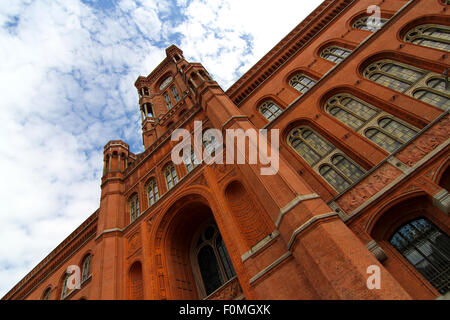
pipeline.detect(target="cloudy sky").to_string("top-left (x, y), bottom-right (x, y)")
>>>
top-left (0, 0), bottom-right (322, 297)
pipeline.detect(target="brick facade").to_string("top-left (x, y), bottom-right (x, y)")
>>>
top-left (3, 0), bottom-right (449, 300)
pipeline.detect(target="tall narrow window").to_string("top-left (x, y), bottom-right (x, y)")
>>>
top-left (42, 287), bottom-right (51, 300)
top-left (183, 148), bottom-right (199, 173)
top-left (259, 101), bottom-right (282, 121)
top-left (81, 255), bottom-right (91, 283)
top-left (321, 46), bottom-right (352, 63)
top-left (146, 178), bottom-right (159, 206)
top-left (404, 24), bottom-right (450, 52)
top-left (289, 74), bottom-right (317, 93)
top-left (164, 92), bottom-right (173, 109)
top-left (353, 16), bottom-right (388, 32)
top-left (325, 94), bottom-right (418, 152)
top-left (364, 59), bottom-right (450, 110)
top-left (164, 163), bottom-right (178, 190)
top-left (129, 194), bottom-right (140, 223)
top-left (171, 86), bottom-right (181, 103)
top-left (288, 126), bottom-right (366, 192)
top-left (193, 224), bottom-right (236, 297)
top-left (390, 218), bottom-right (450, 295)
top-left (61, 274), bottom-right (70, 299)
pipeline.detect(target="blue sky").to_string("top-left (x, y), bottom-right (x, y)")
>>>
top-left (0, 0), bottom-right (322, 297)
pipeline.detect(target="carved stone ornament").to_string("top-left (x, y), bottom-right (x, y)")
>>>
top-left (366, 240), bottom-right (387, 262)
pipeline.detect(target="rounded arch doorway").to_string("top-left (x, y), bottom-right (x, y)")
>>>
top-left (157, 193), bottom-right (240, 300)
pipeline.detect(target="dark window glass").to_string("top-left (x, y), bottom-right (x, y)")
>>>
top-left (198, 245), bottom-right (223, 295)
top-left (390, 218), bottom-right (450, 294)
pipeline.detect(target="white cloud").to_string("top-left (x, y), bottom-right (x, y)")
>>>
top-left (0, 0), bottom-right (323, 298)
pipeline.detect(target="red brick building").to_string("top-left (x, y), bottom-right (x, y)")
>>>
top-left (3, 0), bottom-right (449, 300)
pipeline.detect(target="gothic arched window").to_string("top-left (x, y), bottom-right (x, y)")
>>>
top-left (183, 148), bottom-right (199, 173)
top-left (259, 101), bottom-right (282, 121)
top-left (193, 224), bottom-right (236, 297)
top-left (404, 24), bottom-right (450, 52)
top-left (353, 16), bottom-right (388, 32)
top-left (325, 94), bottom-right (418, 152)
top-left (364, 60), bottom-right (450, 110)
top-left (129, 193), bottom-right (140, 223)
top-left (320, 46), bottom-right (352, 63)
top-left (288, 126), bottom-right (365, 192)
top-left (289, 74), bottom-right (317, 93)
top-left (164, 163), bottom-right (178, 190)
top-left (390, 218), bottom-right (450, 295)
top-left (146, 178), bottom-right (159, 207)
top-left (81, 254), bottom-right (91, 283)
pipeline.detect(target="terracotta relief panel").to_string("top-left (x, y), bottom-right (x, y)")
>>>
top-left (397, 116), bottom-right (449, 167)
top-left (337, 163), bottom-right (402, 214)
top-left (206, 277), bottom-right (243, 300)
top-left (127, 232), bottom-right (142, 258)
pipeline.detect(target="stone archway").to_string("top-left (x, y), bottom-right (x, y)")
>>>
top-left (370, 195), bottom-right (450, 299)
top-left (152, 193), bottom-right (241, 300)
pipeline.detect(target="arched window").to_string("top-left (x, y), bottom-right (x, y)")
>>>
top-left (365, 118), bottom-right (417, 153)
top-left (404, 24), bottom-right (450, 52)
top-left (61, 274), bottom-right (70, 299)
top-left (42, 287), bottom-right (51, 300)
top-left (163, 91), bottom-right (173, 109)
top-left (288, 126), bottom-right (365, 192)
top-left (171, 85), bottom-right (181, 103)
top-left (413, 78), bottom-right (450, 111)
top-left (353, 16), bottom-right (388, 32)
top-left (259, 101), bottom-right (282, 121)
top-left (159, 76), bottom-right (173, 90)
top-left (81, 255), bottom-right (91, 283)
top-left (390, 218), bottom-right (450, 295)
top-left (129, 193), bottom-right (140, 223)
top-left (364, 60), bottom-right (450, 110)
top-left (193, 223), bottom-right (236, 296)
top-left (289, 74), bottom-right (317, 93)
top-left (164, 163), bottom-right (178, 190)
top-left (183, 148), bottom-right (199, 173)
top-left (325, 94), bottom-right (418, 152)
top-left (320, 46), bottom-right (352, 63)
top-left (146, 178), bottom-right (159, 206)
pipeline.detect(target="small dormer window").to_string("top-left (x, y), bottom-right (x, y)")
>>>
top-left (160, 76), bottom-right (173, 90)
